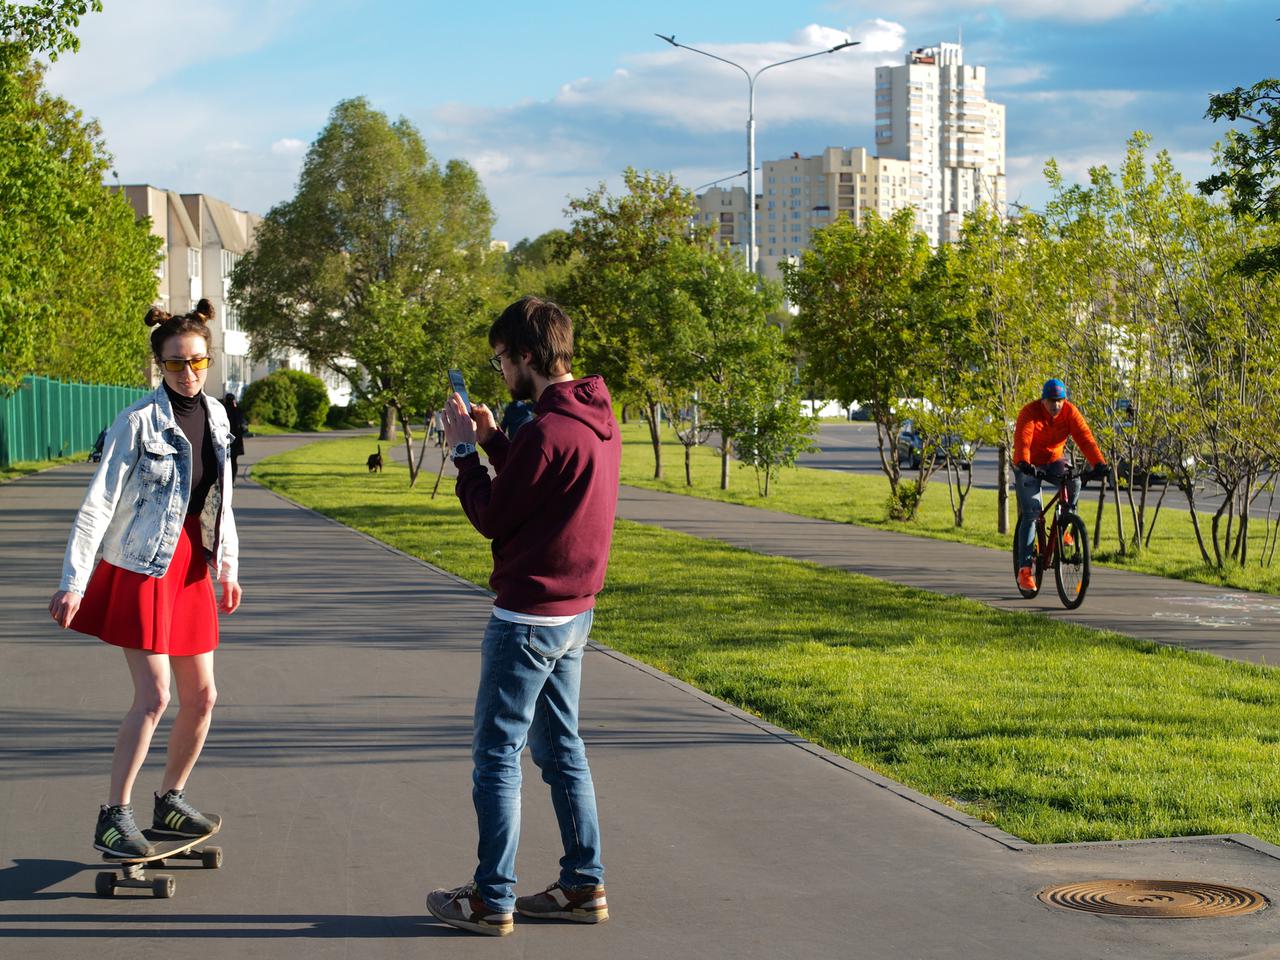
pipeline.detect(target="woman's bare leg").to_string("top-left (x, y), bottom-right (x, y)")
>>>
top-left (108, 649), bottom-right (171, 806)
top-left (160, 651), bottom-right (217, 794)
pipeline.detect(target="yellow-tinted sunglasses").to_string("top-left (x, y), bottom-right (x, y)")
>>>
top-left (159, 356), bottom-right (212, 373)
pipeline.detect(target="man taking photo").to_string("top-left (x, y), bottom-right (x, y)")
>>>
top-left (429, 296), bottom-right (620, 937)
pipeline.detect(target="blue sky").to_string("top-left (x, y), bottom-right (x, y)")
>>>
top-left (43, 0), bottom-right (1279, 244)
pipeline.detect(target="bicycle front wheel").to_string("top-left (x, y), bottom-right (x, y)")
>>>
top-left (1053, 513), bottom-right (1090, 608)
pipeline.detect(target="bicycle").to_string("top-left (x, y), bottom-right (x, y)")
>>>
top-left (1012, 462), bottom-right (1099, 609)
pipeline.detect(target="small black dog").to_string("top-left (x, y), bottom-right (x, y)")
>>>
top-left (366, 445), bottom-right (383, 473)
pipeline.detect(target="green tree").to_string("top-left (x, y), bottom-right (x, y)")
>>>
top-left (1200, 78), bottom-right (1280, 277)
top-left (0, 4), bottom-right (161, 390)
top-left (785, 209), bottom-right (933, 518)
top-left (561, 169), bottom-right (710, 480)
top-left (231, 97), bottom-right (497, 480)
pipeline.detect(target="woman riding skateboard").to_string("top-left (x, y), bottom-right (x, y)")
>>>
top-left (48, 300), bottom-right (242, 857)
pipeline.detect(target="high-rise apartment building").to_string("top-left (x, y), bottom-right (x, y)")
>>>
top-left (694, 184), bottom-right (751, 254)
top-left (756, 148), bottom-right (912, 279)
top-left (875, 42), bottom-right (1005, 246)
top-left (694, 149), bottom-right (913, 280)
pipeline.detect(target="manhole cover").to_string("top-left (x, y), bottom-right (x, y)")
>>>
top-left (1039, 880), bottom-right (1268, 919)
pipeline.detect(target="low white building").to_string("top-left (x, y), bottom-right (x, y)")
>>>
top-left (118, 184), bottom-right (351, 405)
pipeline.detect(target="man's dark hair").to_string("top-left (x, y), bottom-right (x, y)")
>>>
top-left (489, 296), bottom-right (573, 377)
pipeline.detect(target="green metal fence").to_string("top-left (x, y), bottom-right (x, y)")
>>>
top-left (0, 375), bottom-right (150, 468)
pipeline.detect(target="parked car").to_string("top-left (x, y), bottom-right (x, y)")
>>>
top-left (896, 420), bottom-right (973, 470)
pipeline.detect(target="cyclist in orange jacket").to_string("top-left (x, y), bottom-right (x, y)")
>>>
top-left (1014, 378), bottom-right (1108, 593)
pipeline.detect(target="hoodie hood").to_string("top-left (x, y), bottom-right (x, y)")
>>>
top-left (536, 375), bottom-right (616, 441)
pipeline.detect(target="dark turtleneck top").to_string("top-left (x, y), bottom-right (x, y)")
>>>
top-left (164, 383), bottom-right (217, 516)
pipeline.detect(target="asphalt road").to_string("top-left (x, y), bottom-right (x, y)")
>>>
top-left (799, 421), bottom-right (1276, 523)
top-left (5, 436), bottom-right (1280, 958)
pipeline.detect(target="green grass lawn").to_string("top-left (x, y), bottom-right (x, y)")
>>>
top-left (255, 434), bottom-right (1280, 846)
top-left (0, 453), bottom-right (85, 484)
top-left (621, 421), bottom-right (1280, 596)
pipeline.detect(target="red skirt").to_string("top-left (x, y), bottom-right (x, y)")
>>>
top-left (70, 514), bottom-right (219, 656)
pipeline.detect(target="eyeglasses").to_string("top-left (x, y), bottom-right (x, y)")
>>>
top-left (160, 356), bottom-right (212, 373)
top-left (488, 350), bottom-right (507, 372)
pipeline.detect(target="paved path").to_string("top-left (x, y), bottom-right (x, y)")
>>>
top-left (4, 436), bottom-right (1280, 959)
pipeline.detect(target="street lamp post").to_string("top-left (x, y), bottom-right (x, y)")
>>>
top-left (657, 33), bottom-right (859, 274)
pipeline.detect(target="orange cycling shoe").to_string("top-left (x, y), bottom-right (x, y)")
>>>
top-left (1061, 529), bottom-right (1074, 548)
top-left (1018, 566), bottom-right (1037, 592)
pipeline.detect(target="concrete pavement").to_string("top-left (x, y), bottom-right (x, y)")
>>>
top-left (3, 435), bottom-right (1280, 958)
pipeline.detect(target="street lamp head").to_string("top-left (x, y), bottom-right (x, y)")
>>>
top-left (656, 33), bottom-right (677, 46)
top-left (828, 40), bottom-right (860, 52)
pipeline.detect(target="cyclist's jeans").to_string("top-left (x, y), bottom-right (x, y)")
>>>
top-left (1015, 470), bottom-right (1082, 569)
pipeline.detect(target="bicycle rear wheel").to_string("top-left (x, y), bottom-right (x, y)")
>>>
top-left (1013, 514), bottom-right (1043, 598)
top-left (1053, 513), bottom-right (1090, 608)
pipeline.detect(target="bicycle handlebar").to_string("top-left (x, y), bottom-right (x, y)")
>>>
top-left (1032, 463), bottom-right (1105, 486)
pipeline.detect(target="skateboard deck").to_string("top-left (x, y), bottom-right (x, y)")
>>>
top-left (95, 814), bottom-right (223, 898)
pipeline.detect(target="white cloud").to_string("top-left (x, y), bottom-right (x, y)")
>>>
top-left (830, 0), bottom-right (1158, 24)
top-left (539, 21), bottom-right (900, 135)
top-left (43, 0), bottom-right (304, 100)
top-left (271, 138), bottom-right (307, 155)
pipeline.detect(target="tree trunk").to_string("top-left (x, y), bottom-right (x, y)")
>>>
top-left (685, 444), bottom-right (692, 486)
top-left (408, 411), bottom-right (431, 489)
top-left (996, 444), bottom-right (1009, 535)
top-left (396, 408), bottom-right (419, 486)
top-left (1144, 481), bottom-right (1170, 549)
top-left (1093, 476), bottom-right (1107, 549)
top-left (720, 438), bottom-right (731, 491)
top-left (1110, 464), bottom-right (1127, 556)
top-left (430, 446), bottom-right (448, 499)
top-left (379, 405), bottom-right (396, 442)
top-left (646, 399), bottom-right (662, 480)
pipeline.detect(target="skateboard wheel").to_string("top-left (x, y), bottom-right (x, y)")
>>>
top-left (152, 875), bottom-right (175, 899)
top-left (201, 846), bottom-right (222, 869)
top-left (152, 858), bottom-right (166, 868)
top-left (95, 872), bottom-right (116, 897)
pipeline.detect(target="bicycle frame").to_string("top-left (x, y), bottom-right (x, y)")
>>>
top-left (1030, 483), bottom-right (1071, 572)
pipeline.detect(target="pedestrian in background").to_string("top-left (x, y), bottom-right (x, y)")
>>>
top-left (49, 299), bottom-right (242, 859)
top-left (221, 392), bottom-right (246, 482)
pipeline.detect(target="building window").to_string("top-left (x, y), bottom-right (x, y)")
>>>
top-left (187, 248), bottom-right (200, 278)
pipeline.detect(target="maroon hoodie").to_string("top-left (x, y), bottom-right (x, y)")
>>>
top-left (454, 375), bottom-right (621, 616)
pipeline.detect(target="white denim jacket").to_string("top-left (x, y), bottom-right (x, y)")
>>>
top-left (59, 386), bottom-right (238, 594)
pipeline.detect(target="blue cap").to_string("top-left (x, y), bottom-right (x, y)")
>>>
top-left (1042, 378), bottom-right (1067, 400)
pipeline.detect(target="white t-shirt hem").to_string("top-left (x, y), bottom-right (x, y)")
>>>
top-left (492, 606), bottom-right (577, 627)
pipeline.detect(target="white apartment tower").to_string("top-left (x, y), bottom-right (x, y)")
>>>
top-left (875, 42), bottom-right (1006, 246)
top-left (696, 148), bottom-right (914, 280)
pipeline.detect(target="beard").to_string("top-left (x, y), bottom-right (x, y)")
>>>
top-left (508, 367), bottom-right (537, 402)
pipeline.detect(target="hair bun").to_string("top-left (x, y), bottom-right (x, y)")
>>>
top-left (193, 298), bottom-right (215, 321)
top-left (145, 306), bottom-right (171, 327)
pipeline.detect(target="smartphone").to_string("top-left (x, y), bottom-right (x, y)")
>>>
top-left (447, 369), bottom-right (471, 414)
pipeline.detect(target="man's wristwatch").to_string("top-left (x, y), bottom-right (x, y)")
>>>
top-left (450, 441), bottom-right (477, 461)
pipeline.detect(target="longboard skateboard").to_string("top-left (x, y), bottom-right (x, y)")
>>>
top-left (95, 814), bottom-right (222, 898)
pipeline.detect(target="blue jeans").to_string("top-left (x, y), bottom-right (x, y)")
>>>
top-left (1014, 466), bottom-right (1081, 568)
top-left (472, 610), bottom-right (604, 912)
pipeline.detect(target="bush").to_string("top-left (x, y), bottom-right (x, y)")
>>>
top-left (326, 397), bottom-right (378, 429)
top-left (887, 480), bottom-right (923, 521)
top-left (275, 369), bottom-right (330, 431)
top-left (242, 374), bottom-right (297, 429)
top-left (241, 369), bottom-right (331, 431)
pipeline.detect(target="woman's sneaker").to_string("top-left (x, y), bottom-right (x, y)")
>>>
top-left (94, 804), bottom-right (155, 858)
top-left (515, 881), bottom-right (609, 923)
top-left (152, 789), bottom-right (216, 838)
top-left (426, 882), bottom-right (514, 936)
